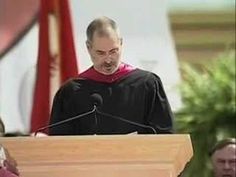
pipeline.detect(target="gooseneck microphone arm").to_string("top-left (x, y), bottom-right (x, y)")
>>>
top-left (96, 109), bottom-right (157, 134)
top-left (90, 93), bottom-right (157, 134)
top-left (34, 106), bottom-right (97, 136)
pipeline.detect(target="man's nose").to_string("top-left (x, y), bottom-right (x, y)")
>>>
top-left (223, 161), bottom-right (231, 170)
top-left (104, 54), bottom-right (112, 63)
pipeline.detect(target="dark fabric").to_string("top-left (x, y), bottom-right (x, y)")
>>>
top-left (49, 69), bottom-right (174, 135)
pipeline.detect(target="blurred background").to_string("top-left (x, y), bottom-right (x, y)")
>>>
top-left (0, 0), bottom-right (235, 176)
top-left (168, 1), bottom-right (235, 176)
top-left (169, 0), bottom-right (235, 68)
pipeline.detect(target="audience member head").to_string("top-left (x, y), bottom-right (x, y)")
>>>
top-left (209, 138), bottom-right (236, 177)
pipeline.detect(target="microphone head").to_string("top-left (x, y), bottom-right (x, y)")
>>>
top-left (90, 93), bottom-right (103, 107)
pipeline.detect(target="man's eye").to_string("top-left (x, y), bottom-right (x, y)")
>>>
top-left (96, 51), bottom-right (106, 56)
top-left (217, 159), bottom-right (225, 164)
top-left (229, 159), bottom-right (236, 164)
top-left (110, 49), bottom-right (118, 54)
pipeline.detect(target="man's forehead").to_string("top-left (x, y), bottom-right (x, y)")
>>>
top-left (213, 144), bottom-right (236, 157)
top-left (93, 34), bottom-right (119, 42)
top-left (89, 35), bottom-right (121, 50)
top-left (92, 26), bottom-right (119, 39)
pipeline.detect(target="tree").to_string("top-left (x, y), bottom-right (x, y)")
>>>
top-left (176, 51), bottom-right (236, 177)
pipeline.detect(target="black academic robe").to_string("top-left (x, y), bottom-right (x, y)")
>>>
top-left (49, 69), bottom-right (174, 135)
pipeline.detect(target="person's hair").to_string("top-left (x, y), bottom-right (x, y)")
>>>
top-left (86, 16), bottom-right (120, 42)
top-left (209, 138), bottom-right (236, 156)
top-left (0, 118), bottom-right (5, 135)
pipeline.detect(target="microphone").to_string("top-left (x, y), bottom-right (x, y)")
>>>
top-left (90, 93), bottom-right (103, 107)
top-left (90, 93), bottom-right (103, 133)
top-left (92, 94), bottom-right (157, 134)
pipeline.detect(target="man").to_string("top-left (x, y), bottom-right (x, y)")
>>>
top-left (210, 138), bottom-right (236, 177)
top-left (49, 16), bottom-right (174, 135)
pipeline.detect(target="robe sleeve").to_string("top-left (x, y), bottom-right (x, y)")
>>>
top-left (145, 74), bottom-right (174, 134)
top-left (49, 86), bottom-right (75, 135)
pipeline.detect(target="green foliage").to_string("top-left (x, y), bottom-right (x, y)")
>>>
top-left (176, 51), bottom-right (236, 177)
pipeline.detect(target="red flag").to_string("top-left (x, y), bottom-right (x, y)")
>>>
top-left (31, 0), bottom-right (78, 133)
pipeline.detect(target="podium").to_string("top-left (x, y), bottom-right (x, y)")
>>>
top-left (0, 134), bottom-right (193, 177)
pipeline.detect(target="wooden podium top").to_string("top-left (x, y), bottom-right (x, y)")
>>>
top-left (0, 134), bottom-right (193, 177)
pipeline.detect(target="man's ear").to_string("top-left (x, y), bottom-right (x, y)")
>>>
top-left (86, 40), bottom-right (90, 50)
top-left (120, 38), bottom-right (123, 45)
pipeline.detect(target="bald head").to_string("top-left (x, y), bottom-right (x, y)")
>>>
top-left (86, 16), bottom-right (121, 43)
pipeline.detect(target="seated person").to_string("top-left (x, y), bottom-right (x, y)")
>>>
top-left (0, 118), bottom-right (20, 177)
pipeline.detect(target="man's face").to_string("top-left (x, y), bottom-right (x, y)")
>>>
top-left (87, 31), bottom-right (122, 75)
top-left (212, 144), bottom-right (236, 177)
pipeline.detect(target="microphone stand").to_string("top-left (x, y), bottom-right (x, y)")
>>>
top-left (94, 106), bottom-right (98, 135)
top-left (96, 109), bottom-right (157, 134)
top-left (34, 106), bottom-right (97, 136)
top-left (35, 105), bottom-right (157, 136)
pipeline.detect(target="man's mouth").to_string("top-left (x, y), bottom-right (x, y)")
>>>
top-left (222, 175), bottom-right (233, 177)
top-left (104, 63), bottom-right (113, 68)
top-left (103, 64), bottom-right (114, 71)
